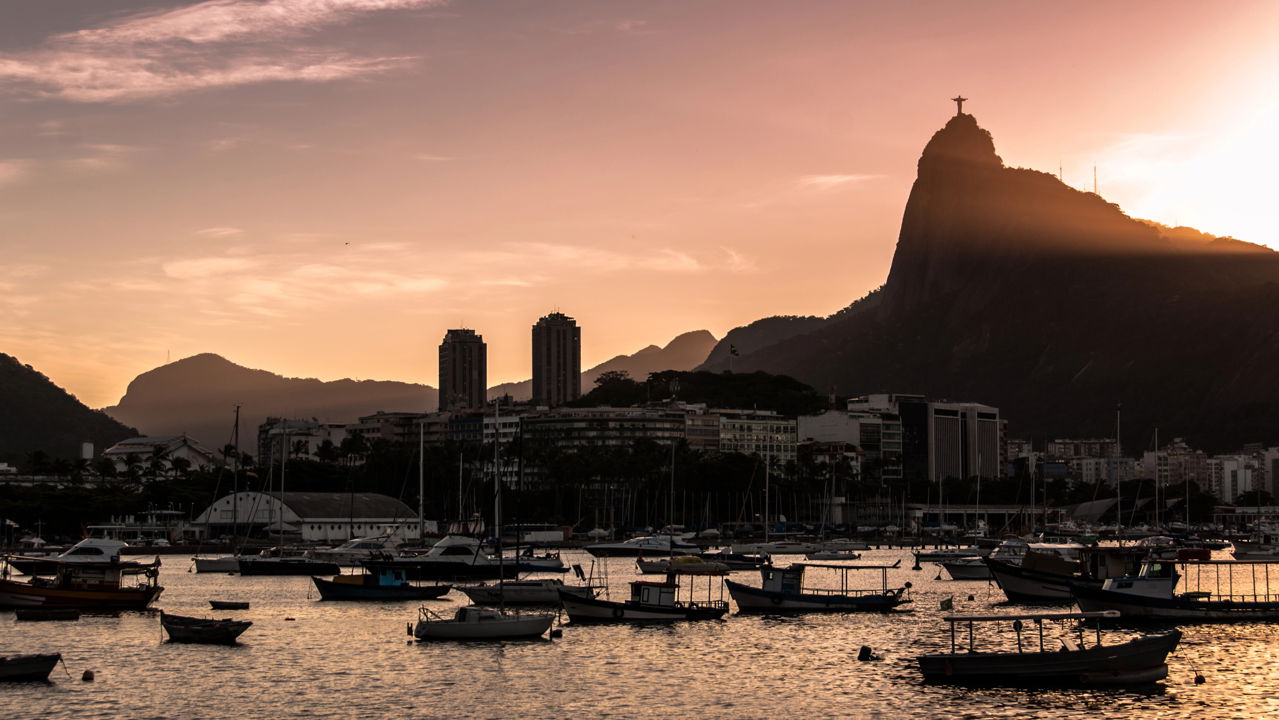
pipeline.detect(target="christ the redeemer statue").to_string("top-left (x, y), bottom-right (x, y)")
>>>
top-left (952, 95), bottom-right (968, 115)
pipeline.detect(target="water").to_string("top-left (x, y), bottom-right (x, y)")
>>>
top-left (4, 548), bottom-right (1277, 719)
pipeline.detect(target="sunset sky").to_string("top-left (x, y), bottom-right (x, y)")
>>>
top-left (3, 1), bottom-right (1278, 409)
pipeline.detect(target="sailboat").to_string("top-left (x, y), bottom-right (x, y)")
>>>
top-left (413, 402), bottom-right (555, 641)
top-left (193, 406), bottom-right (247, 573)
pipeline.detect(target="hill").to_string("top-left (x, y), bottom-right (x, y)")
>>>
top-left (702, 111), bottom-right (1279, 452)
top-left (0, 353), bottom-right (138, 461)
top-left (104, 354), bottom-right (436, 450)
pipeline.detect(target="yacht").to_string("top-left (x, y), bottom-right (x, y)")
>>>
top-left (309, 536), bottom-right (400, 566)
top-left (365, 535), bottom-right (564, 579)
top-left (584, 535), bottom-right (699, 557)
top-left (4, 538), bottom-right (129, 576)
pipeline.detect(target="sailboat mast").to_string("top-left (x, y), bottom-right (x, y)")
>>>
top-left (418, 418), bottom-right (425, 544)
top-left (231, 405), bottom-right (240, 543)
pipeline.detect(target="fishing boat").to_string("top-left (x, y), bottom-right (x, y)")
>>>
top-left (558, 573), bottom-right (729, 623)
top-left (585, 535), bottom-right (700, 557)
top-left (725, 562), bottom-right (910, 613)
top-left (237, 547), bottom-right (340, 577)
top-left (160, 611), bottom-right (253, 644)
top-left (209, 600), bottom-right (250, 610)
top-left (0, 558), bottom-right (163, 610)
top-left (1073, 559), bottom-right (1279, 622)
top-left (413, 605), bottom-right (554, 640)
top-left (14, 608), bottom-right (80, 621)
top-left (917, 611), bottom-right (1180, 687)
top-left (311, 567), bottom-right (452, 601)
top-left (985, 542), bottom-right (1140, 603)
top-left (0, 653), bottom-right (62, 682)
top-left (4, 538), bottom-right (129, 576)
top-left (636, 555), bottom-right (730, 575)
top-left (458, 578), bottom-right (595, 605)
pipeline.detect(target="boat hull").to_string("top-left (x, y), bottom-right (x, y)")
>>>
top-left (414, 612), bottom-right (554, 640)
top-left (917, 630), bottom-right (1181, 687)
top-left (941, 560), bottom-right (992, 581)
top-left (0, 653), bottom-right (62, 682)
top-left (725, 579), bottom-right (907, 613)
top-left (458, 582), bottom-right (593, 605)
top-left (311, 576), bottom-right (452, 601)
top-left (1074, 585), bottom-right (1279, 622)
top-left (986, 558), bottom-right (1096, 602)
top-left (161, 612), bottom-right (253, 644)
top-left (558, 590), bottom-right (727, 623)
top-left (0, 578), bottom-right (162, 609)
top-left (193, 557), bottom-right (240, 573)
top-left (360, 559), bottom-right (555, 581)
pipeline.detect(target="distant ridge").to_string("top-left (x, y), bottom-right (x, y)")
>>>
top-left (104, 354), bottom-right (437, 451)
top-left (702, 110), bottom-right (1279, 452)
top-left (0, 353), bottom-right (137, 460)
top-left (488, 330), bottom-right (718, 401)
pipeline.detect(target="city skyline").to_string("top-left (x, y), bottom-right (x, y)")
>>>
top-left (3, 1), bottom-right (1279, 409)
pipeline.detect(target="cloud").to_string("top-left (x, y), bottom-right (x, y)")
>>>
top-left (720, 247), bottom-right (758, 274)
top-left (467, 242), bottom-right (703, 275)
top-left (162, 256), bottom-right (261, 279)
top-left (0, 0), bottom-right (445, 102)
top-left (0, 160), bottom-right (31, 187)
top-left (796, 174), bottom-right (879, 190)
top-left (196, 227), bottom-right (246, 239)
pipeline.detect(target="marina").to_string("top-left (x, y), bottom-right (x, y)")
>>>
top-left (6, 547), bottom-right (1274, 718)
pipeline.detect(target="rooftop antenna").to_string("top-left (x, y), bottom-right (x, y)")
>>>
top-left (1093, 165), bottom-right (1098, 195)
top-left (1058, 162), bottom-right (1063, 181)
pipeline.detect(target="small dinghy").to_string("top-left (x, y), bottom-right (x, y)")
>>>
top-left (160, 611), bottom-right (253, 644)
top-left (208, 600), bottom-right (250, 610)
top-left (15, 608), bottom-right (81, 622)
top-left (0, 653), bottom-right (62, 682)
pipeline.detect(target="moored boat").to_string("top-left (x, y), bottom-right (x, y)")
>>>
top-left (5, 539), bottom-right (129, 576)
top-left (585, 535), bottom-right (699, 557)
top-left (1073, 559), bottom-right (1279, 622)
top-left (725, 562), bottom-right (910, 613)
top-left (311, 568), bottom-right (452, 601)
top-left (160, 611), bottom-right (253, 644)
top-left (804, 550), bottom-right (861, 561)
top-left (916, 611), bottom-right (1180, 687)
top-left (193, 556), bottom-right (242, 574)
top-left (209, 600), bottom-right (250, 610)
top-left (558, 574), bottom-right (729, 623)
top-left (0, 558), bottom-right (163, 610)
top-left (237, 547), bottom-right (340, 576)
top-left (14, 608), bottom-right (80, 621)
top-left (458, 578), bottom-right (594, 605)
top-left (413, 605), bottom-right (554, 641)
top-left (0, 653), bottom-right (62, 682)
top-left (636, 555), bottom-right (730, 575)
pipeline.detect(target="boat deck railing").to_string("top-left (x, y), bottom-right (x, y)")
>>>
top-left (797, 586), bottom-right (894, 598)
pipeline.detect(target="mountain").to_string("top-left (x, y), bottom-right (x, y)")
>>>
top-left (702, 111), bottom-right (1279, 452)
top-left (0, 353), bottom-right (137, 460)
top-left (488, 330), bottom-right (718, 401)
top-left (104, 354), bottom-right (437, 450)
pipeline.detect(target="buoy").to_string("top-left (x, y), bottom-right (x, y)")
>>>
top-left (857, 645), bottom-right (880, 661)
top-left (1194, 672), bottom-right (1206, 684)
top-left (967, 594), bottom-right (975, 601)
top-left (284, 617), bottom-right (296, 622)
top-left (81, 670), bottom-right (95, 682)
top-left (550, 628), bottom-right (563, 639)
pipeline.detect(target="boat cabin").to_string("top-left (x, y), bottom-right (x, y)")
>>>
top-left (630, 580), bottom-right (678, 607)
top-left (34, 559), bottom-right (160, 591)
top-left (762, 561), bottom-right (902, 597)
top-left (942, 610), bottom-right (1120, 654)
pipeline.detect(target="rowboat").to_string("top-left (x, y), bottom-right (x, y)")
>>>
top-left (160, 611), bottom-right (253, 644)
top-left (0, 653), bottom-right (62, 682)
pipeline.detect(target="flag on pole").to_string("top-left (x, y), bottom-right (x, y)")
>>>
top-left (729, 344), bottom-right (740, 356)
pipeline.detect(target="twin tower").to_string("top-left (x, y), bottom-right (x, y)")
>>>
top-left (438, 312), bottom-right (581, 412)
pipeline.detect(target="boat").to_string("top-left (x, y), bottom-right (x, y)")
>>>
top-left (0, 653), bottom-right (62, 682)
top-left (804, 550), bottom-right (861, 561)
top-left (584, 535), bottom-right (700, 557)
top-left (209, 600), bottom-right (250, 610)
top-left (413, 605), bottom-right (554, 641)
top-left (311, 567), bottom-right (452, 601)
top-left (636, 555), bottom-right (730, 575)
top-left (914, 546), bottom-right (985, 563)
top-left (725, 561), bottom-right (910, 613)
top-left (193, 556), bottom-right (242, 574)
top-left (1073, 559), bottom-right (1279, 622)
top-left (558, 573), bottom-right (729, 623)
top-left (0, 558), bottom-right (163, 609)
top-left (939, 556), bottom-right (992, 580)
top-left (458, 578), bottom-right (595, 605)
top-left (364, 535), bottom-right (563, 580)
top-left (308, 536), bottom-right (401, 566)
top-left (730, 540), bottom-right (821, 555)
top-left (696, 549), bottom-right (772, 571)
top-left (916, 611), bottom-right (1180, 687)
top-left (14, 608), bottom-right (80, 621)
top-left (985, 542), bottom-right (1138, 603)
top-left (237, 547), bottom-right (340, 577)
top-left (160, 611), bottom-right (253, 644)
top-left (4, 538), bottom-right (129, 576)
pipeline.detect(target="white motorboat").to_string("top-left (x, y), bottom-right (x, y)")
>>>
top-left (804, 550), bottom-right (862, 561)
top-left (914, 546), bottom-right (986, 563)
top-left (584, 535), bottom-right (699, 557)
top-left (730, 540), bottom-right (821, 555)
top-left (309, 536), bottom-right (400, 566)
top-left (413, 605), bottom-right (554, 641)
top-left (636, 556), bottom-right (731, 575)
top-left (4, 538), bottom-right (128, 576)
top-left (367, 535), bottom-right (565, 580)
top-left (457, 578), bottom-right (596, 605)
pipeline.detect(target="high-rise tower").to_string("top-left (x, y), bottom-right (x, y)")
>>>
top-left (531, 312), bottom-right (581, 407)
top-left (438, 329), bottom-right (487, 412)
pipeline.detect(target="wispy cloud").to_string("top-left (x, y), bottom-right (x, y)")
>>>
top-left (720, 247), bottom-right (758, 274)
top-left (0, 0), bottom-right (445, 102)
top-left (196, 227), bottom-right (246, 239)
top-left (796, 174), bottom-right (879, 191)
top-left (0, 160), bottom-right (31, 187)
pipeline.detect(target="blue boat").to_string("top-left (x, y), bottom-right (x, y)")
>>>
top-left (725, 561), bottom-right (910, 613)
top-left (311, 568), bottom-right (451, 601)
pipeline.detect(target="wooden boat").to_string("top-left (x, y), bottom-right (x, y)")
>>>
top-left (160, 611), bottom-right (253, 644)
top-left (1073, 559), bottom-right (1279, 622)
top-left (209, 600), bottom-right (250, 610)
top-left (558, 572), bottom-right (729, 623)
top-left (14, 608), bottom-right (80, 621)
top-left (413, 605), bottom-right (554, 641)
top-left (311, 568), bottom-right (451, 601)
top-left (0, 558), bottom-right (163, 610)
top-left (725, 562), bottom-right (910, 613)
top-left (0, 653), bottom-right (62, 682)
top-left (917, 611), bottom-right (1180, 687)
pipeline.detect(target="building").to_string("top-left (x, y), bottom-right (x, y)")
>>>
top-left (1141, 438), bottom-right (1209, 489)
top-left (256, 418), bottom-right (351, 464)
top-left (717, 409), bottom-right (798, 465)
top-left (190, 491), bottom-right (424, 543)
top-left (438, 328), bottom-right (487, 412)
top-left (798, 406), bottom-right (902, 483)
top-left (521, 406), bottom-right (687, 451)
top-left (1048, 438), bottom-right (1120, 459)
top-left (102, 435), bottom-right (220, 474)
top-left (1208, 455), bottom-right (1261, 503)
top-left (531, 312), bottom-right (581, 407)
top-left (927, 401), bottom-right (1001, 482)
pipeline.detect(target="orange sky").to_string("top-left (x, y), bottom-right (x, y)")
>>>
top-left (2, 1), bottom-right (1277, 408)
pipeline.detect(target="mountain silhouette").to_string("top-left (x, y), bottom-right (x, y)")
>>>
top-left (702, 111), bottom-right (1279, 452)
top-left (0, 353), bottom-right (137, 460)
top-left (488, 330), bottom-right (718, 401)
top-left (105, 354), bottom-right (437, 450)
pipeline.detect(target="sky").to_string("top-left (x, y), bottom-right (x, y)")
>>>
top-left (3, 0), bottom-right (1278, 409)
